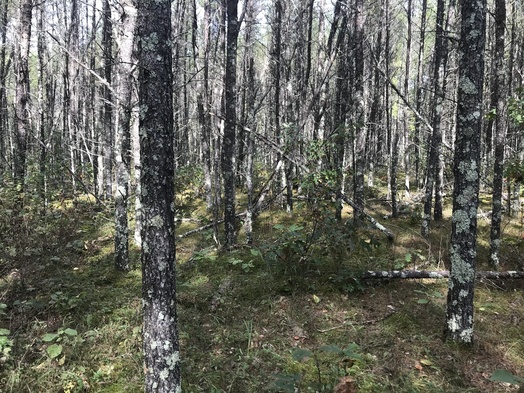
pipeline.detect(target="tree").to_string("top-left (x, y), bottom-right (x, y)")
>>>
top-left (114, 0), bottom-right (136, 271)
top-left (101, 0), bottom-right (113, 199)
top-left (222, 0), bottom-right (241, 247)
top-left (489, 0), bottom-right (507, 268)
top-left (421, 0), bottom-right (446, 237)
top-left (14, 0), bottom-right (33, 187)
top-left (445, 0), bottom-right (486, 344)
top-left (353, 0), bottom-right (366, 222)
top-left (0, 0), bottom-right (9, 177)
top-left (135, 0), bottom-right (180, 391)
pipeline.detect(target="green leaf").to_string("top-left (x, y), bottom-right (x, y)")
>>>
top-left (250, 249), bottom-right (261, 257)
top-left (312, 294), bottom-right (321, 304)
top-left (42, 333), bottom-right (59, 342)
top-left (0, 328), bottom-right (10, 336)
top-left (63, 328), bottom-right (78, 336)
top-left (404, 253), bottom-right (412, 263)
top-left (489, 369), bottom-right (524, 385)
top-left (291, 348), bottom-right (312, 361)
top-left (320, 344), bottom-right (344, 354)
top-left (417, 299), bottom-right (430, 304)
top-left (46, 344), bottom-right (63, 359)
top-left (270, 373), bottom-right (301, 392)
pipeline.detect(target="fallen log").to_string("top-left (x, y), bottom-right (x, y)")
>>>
top-left (360, 270), bottom-right (524, 280)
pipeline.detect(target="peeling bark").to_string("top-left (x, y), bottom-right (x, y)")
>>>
top-left (114, 0), bottom-right (136, 272)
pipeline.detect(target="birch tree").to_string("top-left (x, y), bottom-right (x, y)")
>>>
top-left (14, 0), bottom-right (33, 187)
top-left (114, 0), bottom-right (136, 271)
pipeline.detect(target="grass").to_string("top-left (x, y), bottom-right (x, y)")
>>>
top-left (0, 180), bottom-right (523, 393)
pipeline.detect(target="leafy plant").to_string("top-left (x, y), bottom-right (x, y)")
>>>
top-left (42, 327), bottom-right (79, 361)
top-left (489, 369), bottom-right (524, 390)
top-left (270, 343), bottom-right (363, 392)
top-left (0, 328), bottom-right (13, 362)
top-left (413, 288), bottom-right (444, 304)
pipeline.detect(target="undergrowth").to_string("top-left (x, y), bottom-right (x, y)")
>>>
top-left (0, 178), bottom-right (523, 392)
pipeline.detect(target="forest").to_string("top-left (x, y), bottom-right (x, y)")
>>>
top-left (0, 0), bottom-right (524, 391)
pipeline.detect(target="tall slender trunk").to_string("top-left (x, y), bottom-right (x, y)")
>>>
top-left (353, 0), bottom-right (366, 221)
top-left (334, 14), bottom-right (350, 221)
top-left (422, 0), bottom-right (445, 237)
top-left (37, 3), bottom-right (47, 211)
top-left (102, 0), bottom-right (113, 199)
top-left (222, 0), bottom-right (240, 247)
top-left (270, 0), bottom-right (283, 206)
top-left (402, 0), bottom-right (412, 199)
top-left (489, 0), bottom-right (506, 269)
top-left (0, 0), bottom-right (9, 176)
top-left (114, 0), bottom-right (136, 271)
top-left (414, 0), bottom-right (428, 189)
top-left (14, 0), bottom-right (33, 187)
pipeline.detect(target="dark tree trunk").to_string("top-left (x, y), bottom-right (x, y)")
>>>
top-left (102, 0), bottom-right (113, 199)
top-left (489, 0), bottom-right (506, 269)
top-left (414, 0), bottom-right (428, 189)
top-left (222, 0), bottom-right (240, 247)
top-left (114, 0), bottom-right (136, 272)
top-left (270, 0), bottom-right (283, 206)
top-left (445, 0), bottom-right (486, 344)
top-left (14, 0), bottom-right (33, 187)
top-left (402, 0), bottom-right (412, 199)
top-left (136, 0), bottom-right (180, 391)
top-left (68, 0), bottom-right (80, 192)
top-left (0, 0), bottom-right (8, 176)
top-left (422, 0), bottom-right (446, 237)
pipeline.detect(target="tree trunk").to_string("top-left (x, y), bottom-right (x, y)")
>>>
top-left (14, 0), bottom-right (33, 187)
top-left (222, 0), bottom-right (240, 248)
top-left (445, 0), bottom-right (486, 345)
top-left (422, 0), bottom-right (446, 237)
top-left (402, 0), bottom-right (412, 199)
top-left (353, 0), bottom-right (366, 222)
top-left (270, 0), bottom-right (283, 208)
top-left (102, 0), bottom-right (113, 199)
top-left (333, 13), bottom-right (350, 221)
top-left (136, 0), bottom-right (181, 391)
top-left (413, 0), bottom-right (428, 189)
top-left (114, 0), bottom-right (136, 272)
top-left (37, 3), bottom-right (47, 211)
top-left (0, 0), bottom-right (8, 176)
top-left (489, 0), bottom-right (506, 269)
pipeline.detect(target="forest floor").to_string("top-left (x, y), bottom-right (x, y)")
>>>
top-left (0, 179), bottom-right (523, 393)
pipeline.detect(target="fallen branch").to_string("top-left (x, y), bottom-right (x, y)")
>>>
top-left (339, 193), bottom-right (395, 240)
top-left (360, 270), bottom-right (524, 280)
top-left (177, 212), bottom-right (247, 239)
top-left (318, 310), bottom-right (396, 333)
